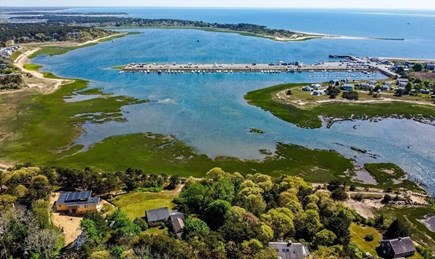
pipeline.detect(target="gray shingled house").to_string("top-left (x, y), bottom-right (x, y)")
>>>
top-left (145, 207), bottom-right (185, 237)
top-left (146, 207), bottom-right (170, 226)
top-left (378, 237), bottom-right (415, 258)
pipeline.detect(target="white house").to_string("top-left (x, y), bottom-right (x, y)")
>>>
top-left (310, 83), bottom-right (322, 90)
top-left (269, 241), bottom-right (310, 259)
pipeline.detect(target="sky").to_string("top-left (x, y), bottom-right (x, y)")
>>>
top-left (2, 0), bottom-right (435, 10)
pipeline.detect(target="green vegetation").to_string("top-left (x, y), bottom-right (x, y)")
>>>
top-left (377, 205), bottom-right (435, 248)
top-left (23, 63), bottom-right (43, 71)
top-left (249, 128), bottom-right (265, 134)
top-left (0, 78), bottom-right (146, 164)
top-left (364, 163), bottom-right (423, 192)
top-left (350, 223), bottom-right (382, 256)
top-left (29, 44), bottom-right (98, 58)
top-left (112, 65), bottom-right (126, 70)
top-left (111, 191), bottom-right (176, 220)
top-left (10, 50), bottom-right (22, 61)
top-left (245, 83), bottom-right (435, 128)
top-left (51, 135), bottom-right (353, 182)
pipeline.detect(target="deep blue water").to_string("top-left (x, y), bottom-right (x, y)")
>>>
top-left (33, 9), bottom-right (435, 191)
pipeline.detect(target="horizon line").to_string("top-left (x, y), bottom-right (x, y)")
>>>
top-left (2, 6), bottom-right (435, 11)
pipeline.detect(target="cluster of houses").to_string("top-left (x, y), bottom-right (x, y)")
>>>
top-left (0, 45), bottom-right (19, 59)
top-left (0, 45), bottom-right (20, 70)
top-left (55, 191), bottom-right (418, 259)
top-left (302, 83), bottom-right (326, 96)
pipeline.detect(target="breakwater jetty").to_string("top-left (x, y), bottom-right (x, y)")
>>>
top-left (121, 56), bottom-right (399, 78)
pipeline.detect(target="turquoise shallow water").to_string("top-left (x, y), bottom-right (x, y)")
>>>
top-left (33, 9), bottom-right (435, 191)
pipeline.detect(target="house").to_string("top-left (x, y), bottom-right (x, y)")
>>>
top-left (269, 241), bottom-right (310, 259)
top-left (378, 237), bottom-right (415, 258)
top-left (310, 83), bottom-right (322, 90)
top-left (56, 191), bottom-right (101, 215)
top-left (425, 63), bottom-right (435, 71)
top-left (311, 90), bottom-right (324, 96)
top-left (146, 207), bottom-right (185, 236)
top-left (382, 84), bottom-right (391, 91)
top-left (302, 86), bottom-right (312, 92)
top-left (170, 212), bottom-right (185, 238)
top-left (397, 78), bottom-right (409, 88)
top-left (341, 84), bottom-right (354, 91)
top-left (146, 207), bottom-right (170, 226)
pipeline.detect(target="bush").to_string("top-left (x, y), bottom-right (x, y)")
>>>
top-left (133, 217), bottom-right (148, 231)
top-left (364, 234), bottom-right (374, 241)
top-left (331, 188), bottom-right (348, 201)
top-left (349, 185), bottom-right (356, 191)
top-left (381, 194), bottom-right (392, 204)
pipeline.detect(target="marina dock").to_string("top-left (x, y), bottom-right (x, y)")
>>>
top-left (122, 56), bottom-right (399, 78)
top-left (123, 62), bottom-right (375, 73)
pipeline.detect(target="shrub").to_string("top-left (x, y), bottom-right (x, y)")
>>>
top-left (133, 217), bottom-right (148, 231)
top-left (364, 234), bottom-right (374, 242)
top-left (331, 188), bottom-right (348, 201)
top-left (349, 185), bottom-right (356, 191)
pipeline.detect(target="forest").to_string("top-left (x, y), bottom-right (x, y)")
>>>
top-left (0, 24), bottom-right (114, 46)
top-left (1, 164), bottom-right (433, 258)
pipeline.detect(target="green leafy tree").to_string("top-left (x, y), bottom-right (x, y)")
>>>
top-left (203, 199), bottom-right (231, 230)
top-left (384, 219), bottom-right (411, 239)
top-left (184, 217), bottom-right (210, 237)
top-left (261, 208), bottom-right (295, 239)
top-left (413, 63), bottom-right (423, 72)
top-left (314, 229), bottom-right (337, 247)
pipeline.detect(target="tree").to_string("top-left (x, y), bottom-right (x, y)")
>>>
top-left (331, 188), bottom-right (348, 201)
top-left (413, 63), bottom-right (423, 72)
top-left (133, 217), bottom-right (148, 231)
top-left (236, 185), bottom-right (266, 216)
top-left (406, 82), bottom-right (414, 93)
top-left (25, 228), bottom-right (64, 259)
top-left (261, 208), bottom-right (295, 239)
top-left (203, 199), bottom-right (231, 230)
top-left (381, 194), bottom-right (392, 204)
top-left (325, 208), bottom-right (353, 245)
top-left (384, 219), bottom-right (411, 239)
top-left (166, 175), bottom-right (179, 190)
top-left (184, 217), bottom-right (210, 237)
top-left (314, 229), bottom-right (337, 247)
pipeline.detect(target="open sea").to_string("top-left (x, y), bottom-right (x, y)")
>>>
top-left (31, 8), bottom-right (435, 192)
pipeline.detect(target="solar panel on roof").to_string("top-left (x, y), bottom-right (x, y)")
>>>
top-left (64, 191), bottom-right (92, 202)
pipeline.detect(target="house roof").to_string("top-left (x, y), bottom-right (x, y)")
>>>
top-left (57, 191), bottom-right (98, 205)
top-left (146, 207), bottom-right (170, 222)
top-left (171, 215), bottom-right (185, 233)
top-left (384, 237), bottom-right (415, 255)
top-left (269, 241), bottom-right (310, 257)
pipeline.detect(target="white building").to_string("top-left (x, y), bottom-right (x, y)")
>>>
top-left (269, 241), bottom-right (310, 259)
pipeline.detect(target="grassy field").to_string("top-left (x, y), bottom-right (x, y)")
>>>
top-left (23, 63), bottom-right (43, 71)
top-left (110, 191), bottom-right (176, 220)
top-left (350, 223), bottom-right (382, 256)
top-left (245, 83), bottom-right (435, 129)
top-left (364, 163), bottom-right (423, 192)
top-left (376, 205), bottom-right (435, 248)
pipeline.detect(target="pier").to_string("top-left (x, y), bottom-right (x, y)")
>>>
top-left (123, 62), bottom-right (376, 74)
top-left (121, 56), bottom-right (399, 78)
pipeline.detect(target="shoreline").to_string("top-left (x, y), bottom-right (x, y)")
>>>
top-left (0, 33), bottom-right (130, 95)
